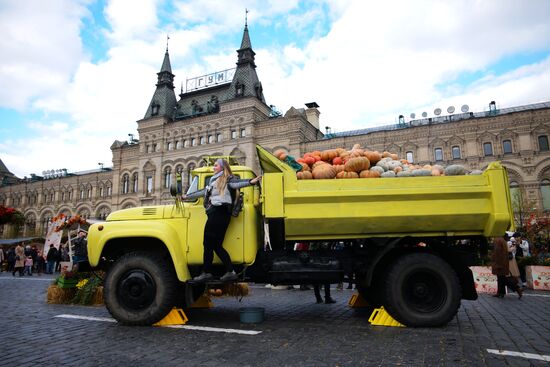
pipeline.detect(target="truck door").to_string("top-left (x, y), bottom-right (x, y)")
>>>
top-left (186, 175), bottom-right (245, 265)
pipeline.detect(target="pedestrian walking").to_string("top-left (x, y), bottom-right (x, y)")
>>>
top-left (12, 243), bottom-right (25, 276)
top-left (491, 236), bottom-right (522, 299)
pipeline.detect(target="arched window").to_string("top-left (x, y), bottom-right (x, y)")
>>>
top-left (452, 146), bottom-right (461, 159)
top-left (167, 142), bottom-right (173, 151)
top-left (132, 173), bottom-right (138, 193)
top-left (510, 181), bottom-right (521, 212)
top-left (164, 167), bottom-right (172, 188)
top-left (541, 179), bottom-right (550, 211)
top-left (483, 142), bottom-right (493, 156)
top-left (434, 148), bottom-right (443, 162)
top-left (539, 135), bottom-right (549, 151)
top-left (502, 139), bottom-right (512, 154)
top-left (122, 174), bottom-right (129, 194)
top-left (176, 140), bottom-right (182, 149)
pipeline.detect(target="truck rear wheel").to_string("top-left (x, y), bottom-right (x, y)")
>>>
top-left (383, 253), bottom-right (461, 327)
top-left (104, 251), bottom-right (178, 325)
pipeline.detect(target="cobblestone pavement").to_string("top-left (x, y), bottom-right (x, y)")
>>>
top-left (0, 272), bottom-right (549, 367)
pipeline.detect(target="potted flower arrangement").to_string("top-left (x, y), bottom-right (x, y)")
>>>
top-left (56, 270), bottom-right (79, 288)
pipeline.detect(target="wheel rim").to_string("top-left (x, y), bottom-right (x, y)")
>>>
top-left (402, 270), bottom-right (446, 313)
top-left (117, 269), bottom-right (156, 310)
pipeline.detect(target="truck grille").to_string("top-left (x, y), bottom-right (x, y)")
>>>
top-left (142, 208), bottom-right (158, 216)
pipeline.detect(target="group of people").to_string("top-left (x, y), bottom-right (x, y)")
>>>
top-left (0, 229), bottom-right (88, 276)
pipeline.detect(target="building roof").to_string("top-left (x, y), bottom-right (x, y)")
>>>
top-left (327, 101), bottom-right (550, 139)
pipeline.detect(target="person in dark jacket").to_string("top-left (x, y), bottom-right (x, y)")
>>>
top-left (46, 244), bottom-right (58, 274)
top-left (72, 229), bottom-right (88, 272)
top-left (491, 236), bottom-right (522, 299)
top-left (182, 158), bottom-right (261, 282)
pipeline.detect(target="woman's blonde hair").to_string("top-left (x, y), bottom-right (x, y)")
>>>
top-left (216, 159), bottom-right (233, 193)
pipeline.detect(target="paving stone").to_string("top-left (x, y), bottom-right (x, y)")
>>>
top-left (0, 274), bottom-right (548, 366)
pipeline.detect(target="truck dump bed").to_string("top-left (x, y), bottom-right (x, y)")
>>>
top-left (257, 145), bottom-right (514, 240)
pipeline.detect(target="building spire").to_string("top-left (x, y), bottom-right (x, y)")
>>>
top-left (143, 47), bottom-right (177, 119)
top-left (240, 9), bottom-right (252, 49)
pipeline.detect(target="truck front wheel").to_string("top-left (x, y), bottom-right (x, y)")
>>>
top-left (383, 253), bottom-right (461, 327)
top-left (104, 251), bottom-right (178, 325)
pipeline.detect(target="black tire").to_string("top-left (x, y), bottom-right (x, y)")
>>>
top-left (357, 277), bottom-right (384, 308)
top-left (383, 253), bottom-right (461, 327)
top-left (104, 251), bottom-right (179, 325)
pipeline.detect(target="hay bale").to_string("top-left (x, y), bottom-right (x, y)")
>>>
top-left (91, 286), bottom-right (104, 305)
top-left (222, 282), bottom-right (250, 297)
top-left (46, 284), bottom-right (76, 304)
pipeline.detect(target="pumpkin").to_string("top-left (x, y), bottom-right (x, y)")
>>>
top-left (469, 169), bottom-right (483, 175)
top-left (370, 166), bottom-right (385, 175)
top-left (393, 166), bottom-right (403, 174)
top-left (412, 169), bottom-right (432, 176)
top-left (312, 164), bottom-right (337, 179)
top-left (273, 149), bottom-right (286, 160)
top-left (332, 164), bottom-right (345, 173)
top-left (352, 144), bottom-right (362, 150)
top-left (397, 170), bottom-right (413, 177)
top-left (297, 171), bottom-right (313, 180)
top-left (349, 148), bottom-right (364, 158)
top-left (336, 171), bottom-right (359, 179)
top-left (364, 151), bottom-right (382, 164)
top-left (444, 165), bottom-right (466, 176)
top-left (390, 153), bottom-right (399, 160)
top-left (312, 160), bottom-right (329, 169)
top-left (381, 171), bottom-right (396, 178)
top-left (359, 170), bottom-right (381, 178)
top-left (321, 149), bottom-right (338, 162)
top-left (431, 169), bottom-right (441, 176)
top-left (332, 156), bottom-right (343, 165)
top-left (302, 155), bottom-right (316, 165)
top-left (299, 162), bottom-right (310, 171)
top-left (344, 157), bottom-right (370, 172)
top-left (382, 151), bottom-right (392, 158)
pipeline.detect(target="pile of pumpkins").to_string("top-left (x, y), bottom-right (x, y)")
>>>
top-left (273, 145), bottom-right (477, 180)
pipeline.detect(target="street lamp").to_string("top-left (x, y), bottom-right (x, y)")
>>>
top-left (98, 162), bottom-right (104, 171)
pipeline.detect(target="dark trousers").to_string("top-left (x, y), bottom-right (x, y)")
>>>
top-left (497, 275), bottom-right (519, 295)
top-left (314, 284), bottom-right (331, 301)
top-left (203, 205), bottom-right (233, 273)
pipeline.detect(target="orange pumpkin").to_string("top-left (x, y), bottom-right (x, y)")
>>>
top-left (297, 171), bottom-right (313, 180)
top-left (382, 151), bottom-right (392, 158)
top-left (312, 164), bottom-right (337, 179)
top-left (336, 171), bottom-right (359, 179)
top-left (364, 151), bottom-right (382, 164)
top-left (273, 149), bottom-right (287, 160)
top-left (332, 164), bottom-right (345, 173)
top-left (299, 162), bottom-right (310, 171)
top-left (332, 156), bottom-right (343, 165)
top-left (390, 153), bottom-right (399, 160)
top-left (344, 157), bottom-right (371, 172)
top-left (359, 170), bottom-right (381, 178)
top-left (303, 155), bottom-right (315, 165)
top-left (321, 149), bottom-right (338, 162)
top-left (312, 161), bottom-right (329, 169)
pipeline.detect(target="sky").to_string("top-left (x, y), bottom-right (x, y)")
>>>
top-left (1, 0), bottom-right (550, 178)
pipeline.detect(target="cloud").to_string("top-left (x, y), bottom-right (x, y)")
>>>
top-left (1, 0), bottom-right (550, 178)
top-left (0, 0), bottom-right (90, 110)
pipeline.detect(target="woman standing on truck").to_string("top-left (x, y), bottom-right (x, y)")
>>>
top-left (182, 158), bottom-right (261, 282)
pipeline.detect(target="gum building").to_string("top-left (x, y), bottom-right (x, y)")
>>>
top-left (1, 23), bottom-right (550, 238)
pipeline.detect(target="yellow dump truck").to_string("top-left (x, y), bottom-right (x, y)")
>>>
top-left (87, 145), bottom-right (514, 327)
